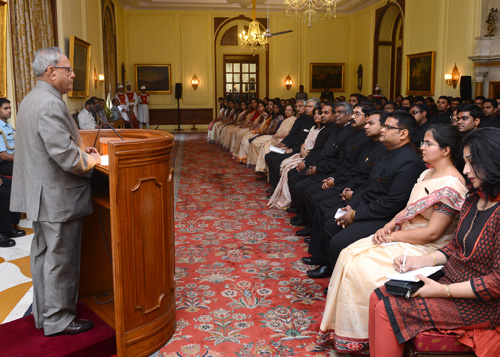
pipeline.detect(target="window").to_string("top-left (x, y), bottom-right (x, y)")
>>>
top-left (223, 55), bottom-right (258, 102)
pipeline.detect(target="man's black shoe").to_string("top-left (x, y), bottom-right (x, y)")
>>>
top-left (266, 188), bottom-right (275, 194)
top-left (4, 227), bottom-right (26, 238)
top-left (50, 318), bottom-right (94, 336)
top-left (304, 237), bottom-right (311, 244)
top-left (0, 233), bottom-right (15, 247)
top-left (307, 265), bottom-right (333, 279)
top-left (296, 227), bottom-right (311, 236)
top-left (286, 207), bottom-right (297, 213)
top-left (301, 256), bottom-right (323, 265)
top-left (290, 217), bottom-right (307, 226)
top-left (255, 176), bottom-right (267, 181)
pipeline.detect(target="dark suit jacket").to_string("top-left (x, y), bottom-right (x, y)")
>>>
top-left (301, 122), bottom-right (337, 167)
top-left (281, 113), bottom-right (308, 148)
top-left (349, 143), bottom-right (425, 221)
top-left (327, 128), bottom-right (373, 180)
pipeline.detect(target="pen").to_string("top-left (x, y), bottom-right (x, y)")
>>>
top-left (401, 245), bottom-right (409, 273)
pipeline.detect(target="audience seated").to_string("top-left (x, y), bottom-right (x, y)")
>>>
top-left (317, 124), bottom-right (467, 354)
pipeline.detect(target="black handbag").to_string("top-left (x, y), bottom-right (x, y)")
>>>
top-left (385, 269), bottom-right (445, 298)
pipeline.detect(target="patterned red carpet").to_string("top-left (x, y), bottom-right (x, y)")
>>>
top-left (158, 133), bottom-right (336, 356)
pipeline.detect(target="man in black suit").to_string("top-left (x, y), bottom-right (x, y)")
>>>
top-left (294, 103), bottom-right (377, 235)
top-left (265, 99), bottom-right (318, 194)
top-left (430, 96), bottom-right (452, 124)
top-left (290, 102), bottom-right (371, 229)
top-left (299, 111), bottom-right (388, 249)
top-left (287, 102), bottom-right (352, 224)
top-left (306, 111), bottom-right (425, 278)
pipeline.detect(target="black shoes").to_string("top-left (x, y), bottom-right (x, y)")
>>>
top-left (266, 188), bottom-right (275, 194)
top-left (301, 256), bottom-right (324, 265)
top-left (296, 227), bottom-right (311, 236)
top-left (290, 215), bottom-right (307, 226)
top-left (307, 265), bottom-right (333, 279)
top-left (286, 207), bottom-right (297, 213)
top-left (0, 233), bottom-right (15, 247)
top-left (4, 227), bottom-right (26, 238)
top-left (51, 318), bottom-right (94, 336)
top-left (304, 237), bottom-right (311, 244)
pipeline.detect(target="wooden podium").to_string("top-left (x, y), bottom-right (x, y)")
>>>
top-left (79, 129), bottom-right (176, 356)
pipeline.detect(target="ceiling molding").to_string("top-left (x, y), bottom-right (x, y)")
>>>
top-left (116, 0), bottom-right (381, 13)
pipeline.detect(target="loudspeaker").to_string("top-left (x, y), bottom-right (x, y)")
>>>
top-left (175, 83), bottom-right (182, 99)
top-left (460, 76), bottom-right (472, 100)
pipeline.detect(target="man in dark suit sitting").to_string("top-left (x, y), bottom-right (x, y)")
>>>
top-left (306, 111), bottom-right (426, 278)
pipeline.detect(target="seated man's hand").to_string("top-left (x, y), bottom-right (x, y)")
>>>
top-left (305, 166), bottom-right (316, 176)
top-left (296, 162), bottom-right (306, 172)
top-left (340, 188), bottom-right (353, 201)
top-left (322, 178), bottom-right (334, 190)
top-left (336, 205), bottom-right (355, 228)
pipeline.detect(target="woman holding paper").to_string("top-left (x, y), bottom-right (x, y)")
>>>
top-left (369, 128), bottom-right (500, 357)
top-left (268, 107), bottom-right (324, 209)
top-left (317, 124), bottom-right (467, 354)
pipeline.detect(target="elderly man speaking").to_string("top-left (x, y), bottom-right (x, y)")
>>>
top-left (11, 47), bottom-right (101, 336)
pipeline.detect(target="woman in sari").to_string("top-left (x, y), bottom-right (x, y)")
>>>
top-left (220, 101), bottom-right (248, 150)
top-left (317, 124), bottom-right (467, 354)
top-left (230, 101), bottom-right (266, 155)
top-left (267, 107), bottom-right (324, 209)
top-left (252, 104), bottom-right (297, 172)
top-left (370, 128), bottom-right (500, 357)
top-left (212, 99), bottom-right (236, 144)
top-left (237, 101), bottom-right (285, 164)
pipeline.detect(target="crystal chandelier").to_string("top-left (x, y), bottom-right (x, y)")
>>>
top-left (239, 0), bottom-right (269, 55)
top-left (284, 0), bottom-right (338, 28)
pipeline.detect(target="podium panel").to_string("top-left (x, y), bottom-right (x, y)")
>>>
top-left (79, 129), bottom-right (176, 356)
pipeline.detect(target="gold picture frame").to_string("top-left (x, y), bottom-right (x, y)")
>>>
top-left (406, 51), bottom-right (435, 96)
top-left (0, 1), bottom-right (8, 98)
top-left (310, 63), bottom-right (345, 92)
top-left (68, 36), bottom-right (91, 98)
top-left (134, 64), bottom-right (171, 94)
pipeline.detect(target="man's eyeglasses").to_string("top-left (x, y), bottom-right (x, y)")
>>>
top-left (410, 110), bottom-right (422, 115)
top-left (383, 124), bottom-right (404, 131)
top-left (52, 66), bottom-right (74, 73)
top-left (351, 111), bottom-right (364, 117)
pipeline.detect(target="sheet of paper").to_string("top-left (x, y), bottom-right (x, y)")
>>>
top-left (269, 145), bottom-right (285, 154)
top-left (386, 265), bottom-right (443, 282)
top-left (334, 208), bottom-right (346, 219)
top-left (100, 155), bottom-right (109, 166)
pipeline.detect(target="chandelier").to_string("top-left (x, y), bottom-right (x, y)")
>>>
top-left (239, 0), bottom-right (269, 55)
top-left (284, 0), bottom-right (338, 28)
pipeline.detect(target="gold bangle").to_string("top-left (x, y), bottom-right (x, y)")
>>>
top-left (446, 285), bottom-right (453, 298)
top-left (429, 252), bottom-right (436, 266)
top-left (351, 210), bottom-right (356, 221)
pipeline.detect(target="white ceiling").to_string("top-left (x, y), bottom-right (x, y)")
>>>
top-left (116, 0), bottom-right (381, 13)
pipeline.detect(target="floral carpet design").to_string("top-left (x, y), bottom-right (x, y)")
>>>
top-left (157, 133), bottom-right (338, 356)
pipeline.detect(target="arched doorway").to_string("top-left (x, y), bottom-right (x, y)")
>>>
top-left (373, 1), bottom-right (404, 100)
top-left (214, 16), bottom-right (268, 106)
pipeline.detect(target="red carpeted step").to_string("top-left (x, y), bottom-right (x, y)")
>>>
top-left (0, 302), bottom-right (116, 356)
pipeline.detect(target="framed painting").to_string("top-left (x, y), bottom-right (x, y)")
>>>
top-left (406, 51), bottom-right (435, 95)
top-left (310, 63), bottom-right (345, 92)
top-left (134, 64), bottom-right (171, 94)
top-left (68, 36), bottom-right (91, 98)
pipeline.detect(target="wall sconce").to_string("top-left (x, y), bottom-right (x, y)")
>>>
top-left (191, 74), bottom-right (199, 90)
top-left (285, 74), bottom-right (293, 90)
top-left (445, 63), bottom-right (460, 88)
top-left (98, 74), bottom-right (105, 86)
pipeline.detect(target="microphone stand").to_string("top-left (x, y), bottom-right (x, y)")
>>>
top-left (93, 115), bottom-right (125, 148)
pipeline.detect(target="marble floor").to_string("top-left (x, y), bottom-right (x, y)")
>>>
top-left (0, 218), bottom-right (34, 324)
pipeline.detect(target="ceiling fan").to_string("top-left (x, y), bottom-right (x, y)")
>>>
top-left (264, 1), bottom-right (293, 38)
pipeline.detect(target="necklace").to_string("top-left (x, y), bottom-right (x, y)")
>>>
top-left (462, 208), bottom-right (479, 256)
top-left (432, 164), bottom-right (452, 178)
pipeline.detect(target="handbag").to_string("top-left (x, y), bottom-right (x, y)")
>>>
top-left (385, 269), bottom-right (445, 298)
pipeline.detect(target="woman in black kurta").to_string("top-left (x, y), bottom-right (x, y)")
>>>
top-left (369, 128), bottom-right (500, 356)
